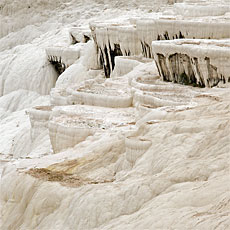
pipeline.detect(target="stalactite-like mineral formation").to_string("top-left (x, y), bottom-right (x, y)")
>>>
top-left (90, 17), bottom-right (230, 77)
top-left (152, 39), bottom-right (230, 87)
top-left (46, 46), bottom-right (82, 75)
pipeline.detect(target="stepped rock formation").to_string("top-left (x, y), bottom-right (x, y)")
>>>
top-left (152, 39), bottom-right (230, 87)
top-left (46, 46), bottom-right (82, 74)
top-left (0, 1), bottom-right (230, 230)
top-left (66, 79), bottom-right (133, 107)
top-left (91, 17), bottom-right (230, 77)
top-left (28, 105), bottom-right (53, 141)
top-left (48, 105), bottom-right (135, 153)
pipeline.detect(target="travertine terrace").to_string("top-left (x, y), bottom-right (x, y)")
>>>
top-left (152, 39), bottom-right (230, 87)
top-left (0, 1), bottom-right (230, 230)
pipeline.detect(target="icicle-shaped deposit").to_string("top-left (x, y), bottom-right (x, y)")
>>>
top-left (46, 46), bottom-right (82, 75)
top-left (90, 22), bottom-right (141, 77)
top-left (91, 18), bottom-right (230, 77)
top-left (152, 39), bottom-right (230, 87)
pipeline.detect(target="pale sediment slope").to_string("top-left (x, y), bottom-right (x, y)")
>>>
top-left (1, 88), bottom-right (230, 230)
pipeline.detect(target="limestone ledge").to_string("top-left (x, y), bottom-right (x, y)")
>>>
top-left (152, 39), bottom-right (230, 87)
top-left (66, 78), bottom-right (132, 108)
top-left (27, 106), bottom-right (53, 142)
top-left (49, 105), bottom-right (136, 153)
top-left (90, 18), bottom-right (230, 76)
top-left (112, 56), bottom-right (152, 77)
top-left (69, 27), bottom-right (92, 44)
top-left (46, 46), bottom-right (82, 74)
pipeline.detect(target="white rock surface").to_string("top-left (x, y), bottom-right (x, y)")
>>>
top-left (174, 2), bottom-right (230, 17)
top-left (112, 56), bottom-right (151, 77)
top-left (69, 27), bottom-right (92, 44)
top-left (0, 1), bottom-right (230, 230)
top-left (0, 44), bottom-right (58, 96)
top-left (48, 105), bottom-right (136, 153)
top-left (1, 89), bottom-right (230, 230)
top-left (46, 45), bottom-right (82, 71)
top-left (67, 78), bottom-right (133, 108)
top-left (28, 106), bottom-right (52, 142)
top-left (152, 39), bottom-right (230, 87)
top-left (91, 13), bottom-right (230, 76)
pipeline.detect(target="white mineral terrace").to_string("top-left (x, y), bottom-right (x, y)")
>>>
top-left (27, 105), bottom-right (53, 141)
top-left (91, 16), bottom-right (230, 76)
top-left (51, 105), bottom-right (136, 130)
top-left (46, 45), bottom-right (82, 73)
top-left (66, 78), bottom-right (132, 107)
top-left (49, 105), bottom-right (136, 153)
top-left (112, 56), bottom-right (152, 77)
top-left (1, 0), bottom-right (230, 229)
top-left (50, 87), bottom-right (70, 106)
top-left (152, 39), bottom-right (230, 87)
top-left (69, 27), bottom-right (92, 44)
top-left (173, 2), bottom-right (230, 17)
